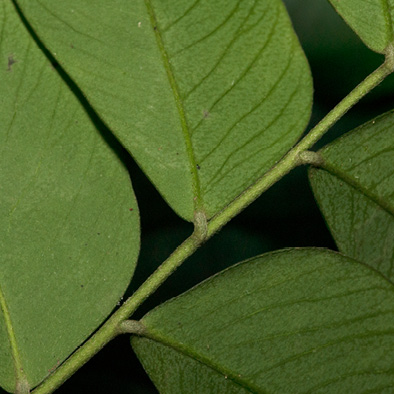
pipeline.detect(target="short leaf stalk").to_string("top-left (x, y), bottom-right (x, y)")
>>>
top-left (118, 320), bottom-right (147, 336)
top-left (32, 56), bottom-right (394, 394)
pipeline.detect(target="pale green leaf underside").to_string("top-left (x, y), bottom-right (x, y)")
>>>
top-left (0, 2), bottom-right (140, 392)
top-left (328, 0), bottom-right (394, 53)
top-left (309, 110), bottom-right (394, 280)
top-left (132, 249), bottom-right (394, 393)
top-left (16, 0), bottom-right (312, 220)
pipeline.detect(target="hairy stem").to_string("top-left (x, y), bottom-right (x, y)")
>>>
top-left (32, 233), bottom-right (204, 394)
top-left (32, 53), bottom-right (394, 394)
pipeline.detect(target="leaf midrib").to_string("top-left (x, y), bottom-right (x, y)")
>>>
top-left (144, 0), bottom-right (203, 214)
top-left (0, 283), bottom-right (28, 390)
top-left (141, 326), bottom-right (262, 393)
top-left (319, 163), bottom-right (394, 217)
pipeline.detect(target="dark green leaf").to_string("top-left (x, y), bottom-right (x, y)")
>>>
top-left (0, 3), bottom-right (140, 391)
top-left (16, 0), bottom-right (312, 220)
top-left (309, 110), bottom-right (394, 280)
top-left (132, 249), bottom-right (394, 392)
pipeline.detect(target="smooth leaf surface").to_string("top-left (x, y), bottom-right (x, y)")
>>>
top-left (16, 0), bottom-right (312, 220)
top-left (132, 248), bottom-right (394, 393)
top-left (285, 0), bottom-right (392, 101)
top-left (328, 0), bottom-right (394, 53)
top-left (0, 3), bottom-right (140, 392)
top-left (309, 111), bottom-right (394, 280)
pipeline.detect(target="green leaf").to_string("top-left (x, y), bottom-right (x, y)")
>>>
top-left (285, 0), bottom-right (388, 102)
top-left (0, 3), bottom-right (140, 392)
top-left (309, 110), bottom-right (394, 280)
top-left (327, 0), bottom-right (394, 53)
top-left (132, 248), bottom-right (394, 392)
top-left (15, 0), bottom-right (312, 221)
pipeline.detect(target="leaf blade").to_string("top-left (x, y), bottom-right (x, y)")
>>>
top-left (16, 0), bottom-right (312, 220)
top-left (309, 110), bottom-right (394, 280)
top-left (0, 3), bottom-right (140, 391)
top-left (132, 249), bottom-right (394, 392)
top-left (328, 0), bottom-right (394, 53)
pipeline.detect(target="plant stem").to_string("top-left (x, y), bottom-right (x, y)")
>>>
top-left (32, 54), bottom-right (394, 394)
top-left (32, 234), bottom-right (204, 394)
top-left (208, 54), bottom-right (394, 237)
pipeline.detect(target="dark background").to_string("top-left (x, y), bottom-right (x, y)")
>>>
top-left (6, 0), bottom-right (394, 393)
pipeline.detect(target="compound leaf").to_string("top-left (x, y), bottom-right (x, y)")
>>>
top-left (0, 3), bottom-right (140, 391)
top-left (132, 248), bottom-right (394, 393)
top-left (15, 0), bottom-right (312, 220)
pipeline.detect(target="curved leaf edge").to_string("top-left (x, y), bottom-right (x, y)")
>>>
top-left (327, 0), bottom-right (394, 54)
top-left (11, 0), bottom-right (135, 183)
top-left (1, 3), bottom-right (142, 391)
top-left (132, 247), bottom-right (394, 391)
top-left (13, 0), bottom-right (314, 223)
top-left (308, 167), bottom-right (394, 284)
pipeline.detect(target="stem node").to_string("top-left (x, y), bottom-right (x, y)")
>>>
top-left (384, 44), bottom-right (394, 72)
top-left (118, 320), bottom-right (147, 336)
top-left (298, 151), bottom-right (324, 166)
top-left (193, 210), bottom-right (208, 242)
